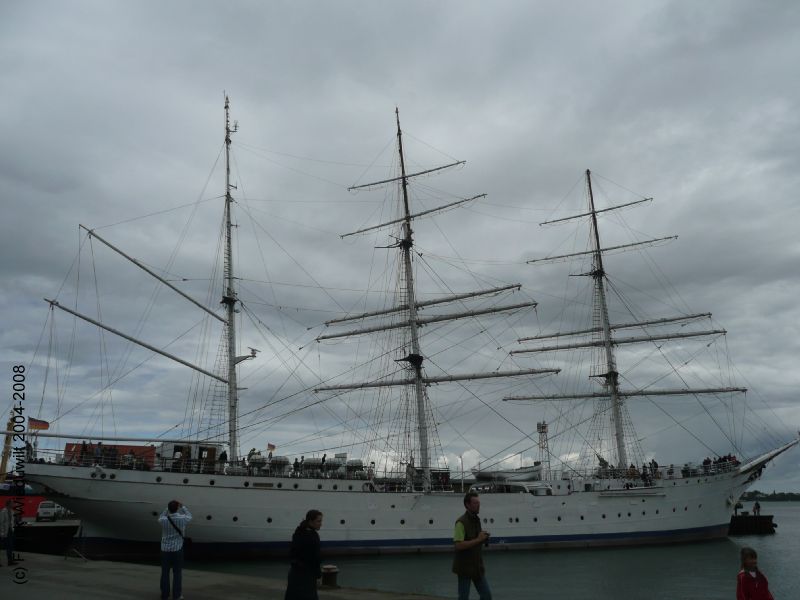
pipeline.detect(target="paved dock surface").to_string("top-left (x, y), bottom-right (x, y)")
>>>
top-left (1, 552), bottom-right (448, 599)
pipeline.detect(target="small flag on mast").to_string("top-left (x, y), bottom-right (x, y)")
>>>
top-left (28, 417), bottom-right (50, 431)
top-left (267, 443), bottom-right (276, 452)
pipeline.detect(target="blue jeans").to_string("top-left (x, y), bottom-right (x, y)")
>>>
top-left (160, 549), bottom-right (183, 599)
top-left (458, 575), bottom-right (492, 600)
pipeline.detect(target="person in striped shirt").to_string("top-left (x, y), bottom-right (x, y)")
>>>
top-left (158, 500), bottom-right (192, 600)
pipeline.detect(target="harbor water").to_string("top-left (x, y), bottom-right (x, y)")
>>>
top-left (196, 502), bottom-right (800, 599)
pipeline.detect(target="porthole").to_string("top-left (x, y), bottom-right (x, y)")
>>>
top-left (489, 518), bottom-right (494, 524)
top-left (483, 518), bottom-right (488, 523)
top-left (182, 478), bottom-right (188, 484)
top-left (508, 518), bottom-right (513, 523)
top-left (641, 499), bottom-right (646, 503)
top-left (515, 518), bottom-right (519, 523)
top-left (244, 481), bottom-right (250, 488)
top-left (109, 474), bottom-right (116, 480)
top-left (618, 513), bottom-right (622, 518)
top-left (627, 513), bottom-right (631, 517)
top-left (348, 485), bottom-right (353, 491)
top-left (267, 517), bottom-right (273, 523)
top-left (233, 516), bottom-right (238, 522)
top-left (557, 516), bottom-right (562, 521)
top-left (400, 519), bottom-right (405, 525)
top-left (656, 509), bottom-right (660, 515)
top-left (206, 515), bottom-right (212, 520)
top-left (210, 480), bottom-right (215, 485)
top-left (100, 473), bottom-right (106, 479)
top-left (672, 508), bottom-right (676, 512)
top-left (371, 519), bottom-right (376, 525)
top-left (698, 504), bottom-right (702, 509)
top-left (601, 514), bottom-right (606, 519)
top-left (642, 511), bottom-right (646, 516)
top-left (277, 483), bottom-right (282, 488)
top-left (580, 516), bottom-right (584, 520)
top-left (151, 511), bottom-right (158, 517)
top-left (391, 504), bottom-right (396, 509)
top-left (557, 485), bottom-right (561, 490)
top-left (429, 519), bottom-right (434, 525)
top-left (293, 483), bottom-right (298, 489)
top-left (318, 484), bottom-right (322, 490)
top-left (340, 519), bottom-right (345, 525)
top-left (156, 476), bottom-right (162, 483)
top-left (333, 485), bottom-right (338, 490)
top-left (684, 506), bottom-right (688, 511)
top-left (534, 517), bottom-right (538, 522)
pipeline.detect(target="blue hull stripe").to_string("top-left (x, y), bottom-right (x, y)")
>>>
top-left (83, 522), bottom-right (729, 551)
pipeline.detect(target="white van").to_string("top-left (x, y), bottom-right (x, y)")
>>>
top-left (36, 500), bottom-right (58, 521)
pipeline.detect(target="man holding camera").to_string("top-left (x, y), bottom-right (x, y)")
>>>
top-left (452, 491), bottom-right (492, 600)
top-left (158, 500), bottom-right (192, 600)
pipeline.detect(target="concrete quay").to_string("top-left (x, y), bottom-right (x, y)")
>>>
top-left (1, 552), bottom-right (447, 599)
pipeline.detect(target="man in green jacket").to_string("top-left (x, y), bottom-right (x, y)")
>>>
top-left (452, 491), bottom-right (492, 599)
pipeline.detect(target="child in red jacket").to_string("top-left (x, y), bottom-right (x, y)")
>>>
top-left (736, 547), bottom-right (774, 600)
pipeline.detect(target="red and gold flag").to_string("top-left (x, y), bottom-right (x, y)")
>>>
top-left (28, 417), bottom-right (50, 431)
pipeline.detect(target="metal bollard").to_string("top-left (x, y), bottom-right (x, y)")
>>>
top-left (320, 564), bottom-right (340, 588)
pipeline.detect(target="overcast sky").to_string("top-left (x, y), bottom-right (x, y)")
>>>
top-left (1, 1), bottom-right (798, 491)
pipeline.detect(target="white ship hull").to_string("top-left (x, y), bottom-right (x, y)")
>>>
top-left (26, 445), bottom-right (788, 558)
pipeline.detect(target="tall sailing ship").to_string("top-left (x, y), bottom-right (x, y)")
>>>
top-left (22, 99), bottom-right (797, 558)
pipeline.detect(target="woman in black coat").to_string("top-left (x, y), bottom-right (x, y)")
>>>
top-left (284, 509), bottom-right (323, 600)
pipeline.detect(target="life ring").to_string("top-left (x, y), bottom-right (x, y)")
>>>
top-left (362, 481), bottom-right (376, 492)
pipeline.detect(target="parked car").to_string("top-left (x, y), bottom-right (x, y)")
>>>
top-left (36, 500), bottom-right (58, 522)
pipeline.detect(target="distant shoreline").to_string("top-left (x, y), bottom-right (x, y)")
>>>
top-left (741, 491), bottom-right (800, 502)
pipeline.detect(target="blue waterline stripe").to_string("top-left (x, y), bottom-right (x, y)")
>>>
top-left (85, 523), bottom-right (728, 549)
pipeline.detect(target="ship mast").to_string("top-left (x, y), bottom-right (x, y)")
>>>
top-left (586, 169), bottom-right (627, 468)
top-left (315, 110), bottom-right (559, 492)
top-left (506, 169), bottom-right (748, 469)
top-left (223, 95), bottom-right (241, 462)
top-left (44, 97), bottom-right (255, 455)
top-left (395, 109), bottom-right (432, 490)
